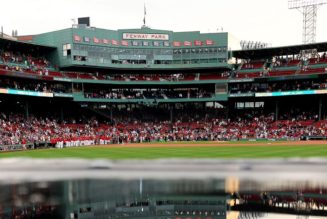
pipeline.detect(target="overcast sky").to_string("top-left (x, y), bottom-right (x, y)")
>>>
top-left (1, 0), bottom-right (327, 46)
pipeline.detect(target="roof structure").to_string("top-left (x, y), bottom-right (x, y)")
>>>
top-left (232, 41), bottom-right (327, 59)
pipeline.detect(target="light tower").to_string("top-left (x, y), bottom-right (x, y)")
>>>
top-left (288, 0), bottom-right (327, 44)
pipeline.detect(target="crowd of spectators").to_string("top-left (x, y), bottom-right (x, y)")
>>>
top-left (0, 78), bottom-right (70, 93)
top-left (0, 49), bottom-right (53, 75)
top-left (85, 88), bottom-right (214, 99)
top-left (0, 77), bottom-right (215, 100)
top-left (2, 77), bottom-right (327, 98)
top-left (1, 48), bottom-right (327, 82)
top-left (0, 55), bottom-right (228, 82)
top-left (104, 73), bottom-right (196, 81)
top-left (0, 50), bottom-right (50, 68)
top-left (229, 80), bottom-right (327, 94)
top-left (0, 110), bottom-right (326, 149)
top-left (0, 113), bottom-right (99, 147)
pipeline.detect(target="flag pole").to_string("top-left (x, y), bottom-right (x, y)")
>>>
top-left (143, 3), bottom-right (147, 27)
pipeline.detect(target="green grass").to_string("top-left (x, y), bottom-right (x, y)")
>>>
top-left (1, 142), bottom-right (327, 159)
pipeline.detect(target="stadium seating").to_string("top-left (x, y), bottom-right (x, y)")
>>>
top-left (235, 72), bottom-right (263, 79)
top-left (48, 71), bottom-right (64, 77)
top-left (241, 61), bottom-right (265, 70)
top-left (0, 110), bottom-right (325, 149)
top-left (287, 59), bottom-right (301, 66)
top-left (199, 73), bottom-right (228, 80)
top-left (268, 70), bottom-right (296, 77)
top-left (2, 48), bottom-right (327, 83)
top-left (300, 67), bottom-right (327, 75)
top-left (1, 46), bottom-right (327, 150)
top-left (308, 57), bottom-right (327, 65)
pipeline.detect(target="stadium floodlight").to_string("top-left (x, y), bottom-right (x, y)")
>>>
top-left (288, 0), bottom-right (327, 44)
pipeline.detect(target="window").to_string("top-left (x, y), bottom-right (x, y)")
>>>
top-left (63, 43), bottom-right (71, 57)
top-left (255, 102), bottom-right (264, 108)
top-left (236, 102), bottom-right (244, 109)
top-left (236, 102), bottom-right (264, 109)
top-left (73, 55), bottom-right (87, 61)
top-left (245, 102), bottom-right (254, 108)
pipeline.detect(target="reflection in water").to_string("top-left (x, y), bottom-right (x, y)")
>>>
top-left (0, 179), bottom-right (227, 219)
top-left (1, 159), bottom-right (327, 218)
top-left (1, 179), bottom-right (327, 219)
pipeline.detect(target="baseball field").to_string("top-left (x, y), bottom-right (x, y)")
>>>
top-left (1, 141), bottom-right (327, 159)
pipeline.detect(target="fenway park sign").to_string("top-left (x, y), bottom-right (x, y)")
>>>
top-left (123, 33), bottom-right (169, 40)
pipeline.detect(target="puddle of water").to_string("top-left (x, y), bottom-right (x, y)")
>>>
top-left (1, 159), bottom-right (327, 219)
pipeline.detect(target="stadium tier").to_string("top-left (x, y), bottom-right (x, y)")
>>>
top-left (1, 25), bottom-right (327, 150)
